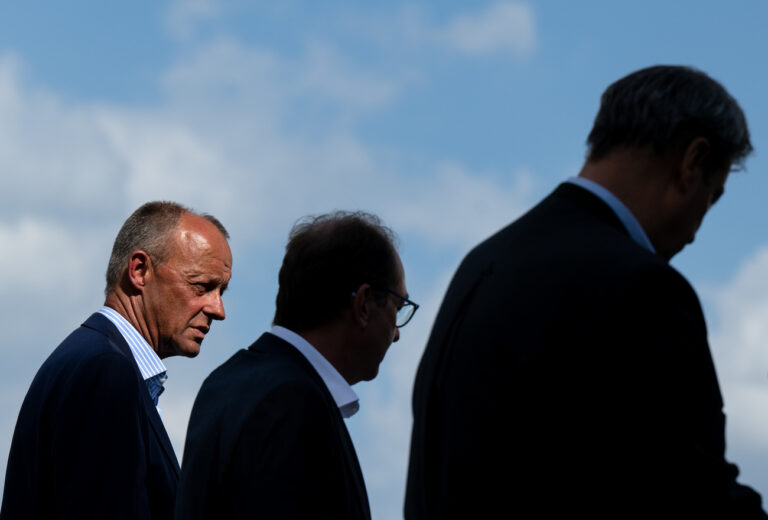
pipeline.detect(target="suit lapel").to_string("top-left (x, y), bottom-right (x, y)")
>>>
top-left (335, 416), bottom-right (372, 519)
top-left (82, 313), bottom-right (181, 475)
top-left (140, 383), bottom-right (182, 475)
top-left (254, 334), bottom-right (371, 518)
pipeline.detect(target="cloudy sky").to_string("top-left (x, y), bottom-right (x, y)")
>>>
top-left (2, 1), bottom-right (768, 518)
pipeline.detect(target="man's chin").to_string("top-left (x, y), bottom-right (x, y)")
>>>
top-left (181, 349), bottom-right (201, 358)
top-left (361, 364), bottom-right (382, 383)
top-left (158, 339), bottom-right (202, 359)
top-left (182, 341), bottom-right (203, 358)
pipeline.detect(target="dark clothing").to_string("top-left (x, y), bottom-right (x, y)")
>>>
top-left (405, 183), bottom-right (766, 519)
top-left (2, 313), bottom-right (180, 519)
top-left (175, 332), bottom-right (371, 520)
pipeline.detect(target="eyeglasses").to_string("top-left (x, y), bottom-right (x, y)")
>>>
top-left (352, 287), bottom-right (420, 328)
top-left (378, 288), bottom-right (419, 328)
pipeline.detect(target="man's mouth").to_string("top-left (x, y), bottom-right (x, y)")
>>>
top-left (192, 326), bottom-right (210, 341)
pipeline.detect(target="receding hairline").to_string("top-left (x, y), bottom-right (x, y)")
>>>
top-left (157, 211), bottom-right (231, 261)
top-left (104, 201), bottom-right (230, 296)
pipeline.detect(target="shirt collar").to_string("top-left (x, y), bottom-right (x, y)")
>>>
top-left (98, 306), bottom-right (167, 381)
top-left (270, 325), bottom-right (360, 418)
top-left (145, 373), bottom-right (167, 407)
top-left (566, 177), bottom-right (656, 253)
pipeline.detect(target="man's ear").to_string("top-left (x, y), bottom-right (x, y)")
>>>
top-left (126, 250), bottom-right (152, 291)
top-left (678, 137), bottom-right (711, 193)
top-left (351, 283), bottom-right (373, 327)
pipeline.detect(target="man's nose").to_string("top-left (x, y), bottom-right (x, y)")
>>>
top-left (205, 292), bottom-right (226, 321)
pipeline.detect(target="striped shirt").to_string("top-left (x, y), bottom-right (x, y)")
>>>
top-left (98, 306), bottom-right (168, 408)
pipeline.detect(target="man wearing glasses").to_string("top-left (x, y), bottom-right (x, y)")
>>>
top-left (175, 211), bottom-right (417, 520)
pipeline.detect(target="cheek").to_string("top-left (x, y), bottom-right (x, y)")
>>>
top-left (167, 294), bottom-right (200, 327)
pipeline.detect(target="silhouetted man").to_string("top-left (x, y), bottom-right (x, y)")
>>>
top-left (406, 66), bottom-right (766, 519)
top-left (176, 211), bottom-right (418, 519)
top-left (2, 201), bottom-right (232, 519)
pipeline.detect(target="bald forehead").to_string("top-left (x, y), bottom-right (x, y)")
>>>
top-left (167, 212), bottom-right (230, 257)
top-left (181, 212), bottom-right (227, 238)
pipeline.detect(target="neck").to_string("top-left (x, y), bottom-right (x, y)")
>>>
top-left (296, 322), bottom-right (358, 385)
top-left (578, 148), bottom-right (673, 249)
top-left (104, 290), bottom-right (158, 354)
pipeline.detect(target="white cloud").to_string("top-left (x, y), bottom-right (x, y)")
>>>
top-left (0, 217), bottom-right (112, 383)
top-left (165, 0), bottom-right (220, 41)
top-left (297, 41), bottom-right (403, 109)
top-left (389, 163), bottom-right (534, 248)
top-left (710, 247), bottom-right (768, 383)
top-left (156, 38), bottom-right (531, 247)
top-left (0, 54), bottom-right (23, 111)
top-left (707, 247), bottom-right (768, 494)
top-left (97, 110), bottom-right (239, 215)
top-left (161, 37), bottom-right (406, 123)
top-left (161, 39), bottom-right (285, 119)
top-left (340, 3), bottom-right (536, 60)
top-left (0, 57), bottom-right (130, 220)
top-left (439, 2), bottom-right (536, 57)
top-left (0, 219), bottom-right (93, 294)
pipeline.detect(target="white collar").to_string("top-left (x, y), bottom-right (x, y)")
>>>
top-left (270, 325), bottom-right (360, 418)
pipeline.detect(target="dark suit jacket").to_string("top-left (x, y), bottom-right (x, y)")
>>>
top-left (175, 332), bottom-right (371, 520)
top-left (1, 313), bottom-right (180, 519)
top-left (405, 183), bottom-right (767, 519)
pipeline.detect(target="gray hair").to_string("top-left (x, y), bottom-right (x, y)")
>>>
top-left (587, 65), bottom-right (752, 171)
top-left (104, 201), bottom-right (229, 295)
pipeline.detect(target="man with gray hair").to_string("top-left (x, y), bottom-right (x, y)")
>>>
top-left (2, 201), bottom-right (232, 519)
top-left (406, 66), bottom-right (767, 518)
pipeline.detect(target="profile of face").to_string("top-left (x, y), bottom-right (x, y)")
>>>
top-left (349, 253), bottom-right (407, 384)
top-left (661, 163), bottom-right (730, 261)
top-left (143, 213), bottom-right (233, 358)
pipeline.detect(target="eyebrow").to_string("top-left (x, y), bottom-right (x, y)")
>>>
top-left (189, 274), bottom-right (229, 293)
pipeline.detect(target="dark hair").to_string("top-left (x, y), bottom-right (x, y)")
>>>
top-left (273, 211), bottom-right (400, 332)
top-left (587, 65), bottom-right (752, 171)
top-left (105, 201), bottom-right (229, 295)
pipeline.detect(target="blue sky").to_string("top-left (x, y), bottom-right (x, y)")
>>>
top-left (1, 2), bottom-right (768, 518)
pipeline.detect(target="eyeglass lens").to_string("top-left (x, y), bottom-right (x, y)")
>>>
top-left (396, 304), bottom-right (415, 327)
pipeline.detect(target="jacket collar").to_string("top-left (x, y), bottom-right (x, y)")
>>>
top-left (81, 312), bottom-right (181, 475)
